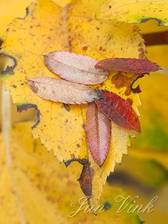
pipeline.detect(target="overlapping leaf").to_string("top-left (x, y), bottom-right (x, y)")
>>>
top-left (2, 0), bottom-right (143, 200)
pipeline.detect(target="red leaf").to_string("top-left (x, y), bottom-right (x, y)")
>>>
top-left (85, 103), bottom-right (111, 166)
top-left (95, 58), bottom-right (160, 74)
top-left (95, 90), bottom-right (141, 133)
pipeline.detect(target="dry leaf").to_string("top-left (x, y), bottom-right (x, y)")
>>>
top-left (28, 77), bottom-right (98, 104)
top-left (85, 103), bottom-right (111, 166)
top-left (96, 90), bottom-right (141, 132)
top-left (78, 161), bottom-right (93, 198)
top-left (45, 51), bottom-right (108, 85)
top-left (96, 58), bottom-right (160, 74)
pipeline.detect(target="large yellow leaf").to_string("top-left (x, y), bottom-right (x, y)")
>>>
top-left (2, 0), bottom-right (143, 201)
top-left (97, 0), bottom-right (168, 25)
top-left (2, 0), bottom-right (88, 162)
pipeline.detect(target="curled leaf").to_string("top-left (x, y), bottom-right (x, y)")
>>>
top-left (17, 103), bottom-right (40, 129)
top-left (44, 51), bottom-right (108, 85)
top-left (28, 77), bottom-right (98, 104)
top-left (95, 58), bottom-right (160, 74)
top-left (96, 90), bottom-right (141, 133)
top-left (63, 158), bottom-right (93, 197)
top-left (85, 103), bottom-right (111, 166)
top-left (78, 162), bottom-right (93, 197)
top-left (0, 53), bottom-right (17, 75)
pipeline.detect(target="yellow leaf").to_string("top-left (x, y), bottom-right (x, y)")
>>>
top-left (52, 0), bottom-right (72, 7)
top-left (2, 0), bottom-right (142, 200)
top-left (0, 122), bottom-right (142, 223)
top-left (0, 0), bottom-right (33, 36)
top-left (3, 0), bottom-right (88, 161)
top-left (97, 0), bottom-right (168, 25)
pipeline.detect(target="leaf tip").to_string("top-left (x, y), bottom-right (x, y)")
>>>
top-left (27, 78), bottom-right (38, 93)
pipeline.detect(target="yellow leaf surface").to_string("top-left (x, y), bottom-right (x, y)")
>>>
top-left (52, 0), bottom-right (72, 7)
top-left (3, 0), bottom-right (88, 162)
top-left (0, 122), bottom-right (142, 223)
top-left (0, 0), bottom-right (33, 36)
top-left (97, 0), bottom-right (168, 25)
top-left (2, 0), bottom-right (142, 200)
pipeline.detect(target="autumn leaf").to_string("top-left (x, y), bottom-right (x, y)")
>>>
top-left (97, 0), bottom-right (168, 25)
top-left (1, 0), bottom-right (143, 201)
top-left (44, 51), bottom-right (108, 85)
top-left (96, 90), bottom-right (141, 132)
top-left (95, 58), bottom-right (160, 74)
top-left (85, 103), bottom-right (111, 166)
top-left (28, 77), bottom-right (99, 104)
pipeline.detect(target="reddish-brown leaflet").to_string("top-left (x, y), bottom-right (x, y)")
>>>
top-left (95, 58), bottom-right (160, 74)
top-left (85, 103), bottom-right (111, 166)
top-left (96, 90), bottom-right (141, 133)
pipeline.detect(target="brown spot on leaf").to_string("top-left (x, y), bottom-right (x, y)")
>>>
top-left (82, 46), bottom-right (88, 51)
top-left (112, 73), bottom-right (133, 95)
top-left (112, 73), bottom-right (130, 88)
top-left (63, 103), bottom-right (71, 112)
top-left (27, 80), bottom-right (38, 93)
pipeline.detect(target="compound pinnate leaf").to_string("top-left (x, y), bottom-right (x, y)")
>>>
top-left (96, 90), bottom-right (141, 132)
top-left (28, 77), bottom-right (98, 104)
top-left (97, 0), bottom-right (168, 25)
top-left (96, 58), bottom-right (160, 74)
top-left (85, 103), bottom-right (111, 166)
top-left (44, 51), bottom-right (108, 85)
